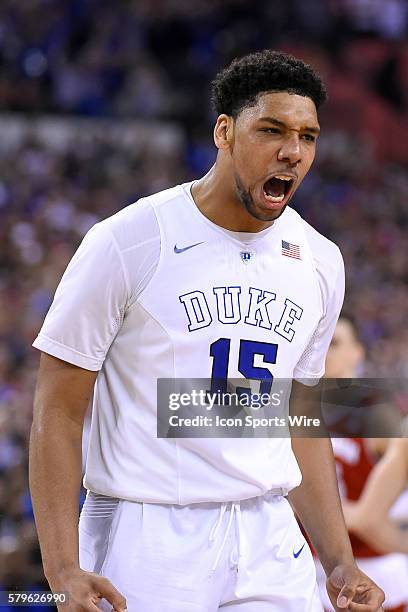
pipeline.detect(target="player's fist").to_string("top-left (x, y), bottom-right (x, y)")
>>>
top-left (326, 563), bottom-right (384, 611)
top-left (48, 567), bottom-right (127, 612)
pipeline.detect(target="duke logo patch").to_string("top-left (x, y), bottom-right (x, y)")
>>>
top-left (240, 251), bottom-right (253, 264)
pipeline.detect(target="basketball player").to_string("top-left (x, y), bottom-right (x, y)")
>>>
top-left (315, 316), bottom-right (408, 611)
top-left (29, 51), bottom-right (384, 611)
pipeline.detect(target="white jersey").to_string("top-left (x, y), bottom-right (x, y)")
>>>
top-left (33, 182), bottom-right (344, 504)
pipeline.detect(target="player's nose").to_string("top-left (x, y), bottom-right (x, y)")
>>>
top-left (277, 134), bottom-right (301, 165)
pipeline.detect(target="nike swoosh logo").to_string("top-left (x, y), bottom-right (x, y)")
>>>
top-left (293, 543), bottom-right (306, 558)
top-left (174, 242), bottom-right (204, 254)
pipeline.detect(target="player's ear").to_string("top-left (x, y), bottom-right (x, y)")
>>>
top-left (214, 114), bottom-right (234, 150)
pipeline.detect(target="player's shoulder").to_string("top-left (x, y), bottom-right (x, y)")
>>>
top-left (285, 206), bottom-right (343, 273)
top-left (93, 184), bottom-right (183, 252)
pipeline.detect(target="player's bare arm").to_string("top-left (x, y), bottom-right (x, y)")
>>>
top-left (288, 381), bottom-right (385, 611)
top-left (29, 353), bottom-right (127, 612)
top-left (343, 438), bottom-right (408, 554)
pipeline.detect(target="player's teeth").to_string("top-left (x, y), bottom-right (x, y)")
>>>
top-left (274, 175), bottom-right (292, 181)
top-left (264, 193), bottom-right (285, 202)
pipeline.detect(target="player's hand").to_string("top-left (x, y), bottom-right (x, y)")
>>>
top-left (49, 567), bottom-right (127, 611)
top-left (326, 563), bottom-right (384, 611)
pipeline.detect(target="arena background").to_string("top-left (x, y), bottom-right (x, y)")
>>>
top-left (0, 0), bottom-right (407, 609)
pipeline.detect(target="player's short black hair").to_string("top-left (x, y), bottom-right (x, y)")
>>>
top-left (211, 50), bottom-right (327, 118)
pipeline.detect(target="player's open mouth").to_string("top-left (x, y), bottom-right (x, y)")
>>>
top-left (262, 175), bottom-right (295, 207)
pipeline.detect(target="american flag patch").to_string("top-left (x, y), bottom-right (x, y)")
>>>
top-left (282, 240), bottom-right (301, 260)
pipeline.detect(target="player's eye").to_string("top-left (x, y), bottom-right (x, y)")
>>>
top-left (260, 128), bottom-right (281, 135)
top-left (301, 133), bottom-right (316, 142)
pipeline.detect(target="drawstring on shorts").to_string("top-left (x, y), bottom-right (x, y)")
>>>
top-left (207, 490), bottom-right (287, 580)
top-left (208, 501), bottom-right (243, 579)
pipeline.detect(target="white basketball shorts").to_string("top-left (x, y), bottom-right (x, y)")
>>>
top-left (79, 491), bottom-right (323, 611)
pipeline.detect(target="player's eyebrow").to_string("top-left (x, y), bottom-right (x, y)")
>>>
top-left (258, 116), bottom-right (321, 135)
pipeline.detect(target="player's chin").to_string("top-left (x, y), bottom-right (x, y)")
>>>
top-left (253, 209), bottom-right (284, 222)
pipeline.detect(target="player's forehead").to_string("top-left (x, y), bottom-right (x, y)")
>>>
top-left (238, 91), bottom-right (319, 131)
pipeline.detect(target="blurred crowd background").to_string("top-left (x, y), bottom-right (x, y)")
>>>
top-left (0, 0), bottom-right (407, 606)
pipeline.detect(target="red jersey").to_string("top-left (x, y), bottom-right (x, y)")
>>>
top-left (332, 437), bottom-right (382, 558)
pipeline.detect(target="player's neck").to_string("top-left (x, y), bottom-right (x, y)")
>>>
top-left (191, 166), bottom-right (274, 233)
